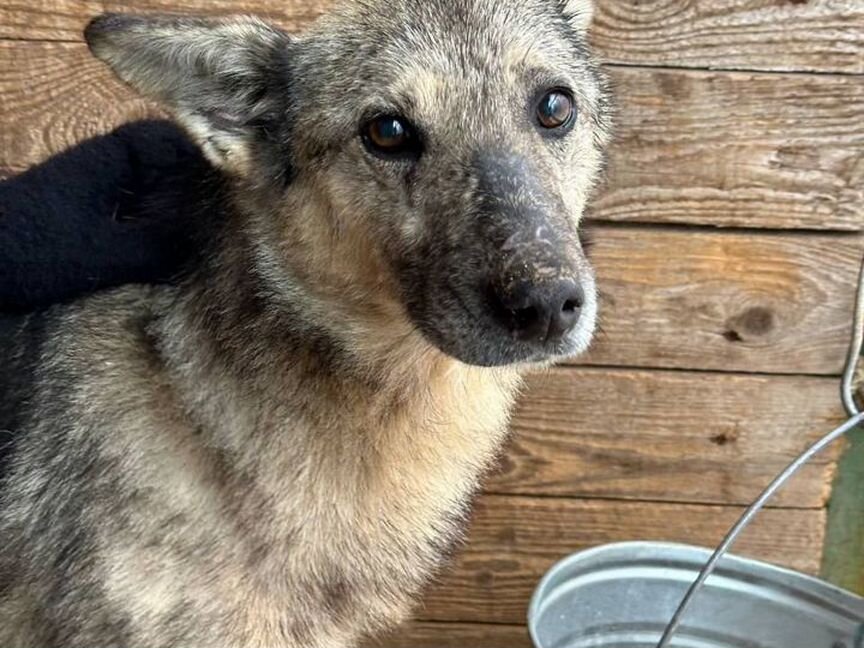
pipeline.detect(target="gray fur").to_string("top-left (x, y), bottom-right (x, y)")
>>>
top-left (0, 1), bottom-right (612, 646)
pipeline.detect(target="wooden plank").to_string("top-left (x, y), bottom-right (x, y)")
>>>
top-left (366, 622), bottom-right (531, 648)
top-left (595, 68), bottom-right (864, 231)
top-left (2, 1), bottom-right (862, 75)
top-left (495, 367), bottom-right (844, 508)
top-left (1, 41), bottom-right (862, 230)
top-left (0, 42), bottom-right (160, 173)
top-left (581, 226), bottom-right (864, 375)
top-left (417, 495), bottom-right (825, 625)
top-left (0, 0), bottom-right (327, 42)
top-left (592, 0), bottom-right (864, 75)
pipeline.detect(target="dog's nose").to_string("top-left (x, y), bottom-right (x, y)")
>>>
top-left (492, 278), bottom-right (584, 344)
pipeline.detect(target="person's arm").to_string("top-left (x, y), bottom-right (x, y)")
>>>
top-left (0, 120), bottom-right (208, 313)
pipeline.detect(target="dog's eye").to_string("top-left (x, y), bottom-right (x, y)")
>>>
top-left (362, 115), bottom-right (419, 158)
top-left (537, 90), bottom-right (576, 130)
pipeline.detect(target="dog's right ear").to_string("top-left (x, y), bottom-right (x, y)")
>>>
top-left (85, 14), bottom-right (291, 175)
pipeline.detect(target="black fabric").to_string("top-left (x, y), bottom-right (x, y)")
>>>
top-left (0, 120), bottom-right (211, 314)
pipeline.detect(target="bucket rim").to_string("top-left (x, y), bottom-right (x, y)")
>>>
top-left (528, 541), bottom-right (864, 648)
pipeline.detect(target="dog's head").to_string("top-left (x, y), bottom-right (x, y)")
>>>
top-left (86, 0), bottom-right (612, 368)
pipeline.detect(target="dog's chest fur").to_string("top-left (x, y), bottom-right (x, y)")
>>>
top-left (0, 288), bottom-right (521, 648)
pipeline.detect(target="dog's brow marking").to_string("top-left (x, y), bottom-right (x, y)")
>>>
top-left (503, 39), bottom-right (540, 73)
top-left (400, 68), bottom-right (446, 114)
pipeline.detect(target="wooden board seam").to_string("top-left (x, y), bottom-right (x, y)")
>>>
top-left (584, 220), bottom-right (864, 239)
top-left (563, 362), bottom-right (847, 381)
top-left (603, 60), bottom-right (864, 81)
top-left (480, 491), bottom-right (827, 512)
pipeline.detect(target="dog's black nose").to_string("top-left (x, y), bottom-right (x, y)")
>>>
top-left (492, 278), bottom-right (584, 344)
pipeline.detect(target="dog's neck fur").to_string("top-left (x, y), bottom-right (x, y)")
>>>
top-left (144, 181), bottom-right (524, 642)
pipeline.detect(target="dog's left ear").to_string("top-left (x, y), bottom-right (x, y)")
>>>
top-left (559, 0), bottom-right (595, 32)
top-left (85, 13), bottom-right (291, 174)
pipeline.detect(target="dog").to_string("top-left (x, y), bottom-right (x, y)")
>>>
top-left (0, 1), bottom-right (612, 646)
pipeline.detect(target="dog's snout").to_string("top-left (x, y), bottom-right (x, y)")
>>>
top-left (492, 278), bottom-right (584, 344)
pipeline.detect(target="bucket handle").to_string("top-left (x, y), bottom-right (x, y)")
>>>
top-left (657, 255), bottom-right (864, 648)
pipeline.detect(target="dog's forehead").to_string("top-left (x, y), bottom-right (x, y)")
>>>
top-left (407, 2), bottom-right (563, 62)
top-left (315, 0), bottom-right (576, 82)
top-left (290, 0), bottom-right (601, 152)
top-left (312, 0), bottom-right (581, 115)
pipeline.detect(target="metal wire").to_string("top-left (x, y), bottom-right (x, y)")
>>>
top-left (656, 255), bottom-right (864, 648)
top-left (843, 257), bottom-right (864, 417)
top-left (654, 412), bottom-right (864, 648)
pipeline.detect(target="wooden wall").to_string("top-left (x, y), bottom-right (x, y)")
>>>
top-left (1, 2), bottom-right (862, 646)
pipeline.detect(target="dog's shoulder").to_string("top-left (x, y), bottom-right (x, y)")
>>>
top-left (0, 288), bottom-right (166, 489)
top-left (0, 312), bottom-right (53, 486)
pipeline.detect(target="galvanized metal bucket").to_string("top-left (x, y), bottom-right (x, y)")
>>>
top-left (529, 542), bottom-right (864, 648)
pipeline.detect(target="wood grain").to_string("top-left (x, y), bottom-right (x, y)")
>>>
top-left (2, 0), bottom-right (862, 74)
top-left (366, 622), bottom-right (531, 648)
top-left (1, 41), bottom-right (862, 230)
top-left (415, 495), bottom-right (825, 624)
top-left (597, 68), bottom-right (864, 231)
top-left (497, 367), bottom-right (844, 508)
top-left (582, 225), bottom-right (864, 375)
top-left (593, 0), bottom-right (864, 74)
top-left (0, 42), bottom-right (159, 174)
top-left (0, 0), bottom-right (328, 42)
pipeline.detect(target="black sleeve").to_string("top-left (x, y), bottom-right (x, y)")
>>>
top-left (0, 120), bottom-right (209, 314)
